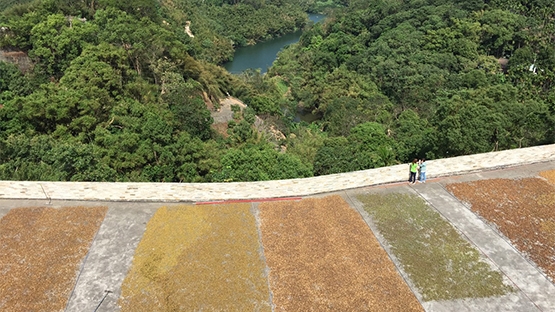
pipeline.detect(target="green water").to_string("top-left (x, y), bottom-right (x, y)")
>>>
top-left (224, 14), bottom-right (325, 74)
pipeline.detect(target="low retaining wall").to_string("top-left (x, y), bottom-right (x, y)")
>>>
top-left (1, 144), bottom-right (554, 202)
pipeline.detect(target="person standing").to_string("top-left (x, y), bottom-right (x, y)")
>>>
top-left (408, 159), bottom-right (418, 184)
top-left (419, 158), bottom-right (427, 183)
top-left (417, 159), bottom-right (422, 180)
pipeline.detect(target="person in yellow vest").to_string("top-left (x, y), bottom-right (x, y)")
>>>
top-left (409, 158), bottom-right (419, 184)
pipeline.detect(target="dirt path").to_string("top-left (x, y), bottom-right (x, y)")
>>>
top-left (211, 97), bottom-right (247, 124)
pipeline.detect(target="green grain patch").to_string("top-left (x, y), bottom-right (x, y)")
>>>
top-left (0, 206), bottom-right (108, 311)
top-left (357, 193), bottom-right (512, 301)
top-left (118, 204), bottom-right (271, 311)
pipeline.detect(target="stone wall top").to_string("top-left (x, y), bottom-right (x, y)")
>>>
top-left (1, 144), bottom-right (554, 202)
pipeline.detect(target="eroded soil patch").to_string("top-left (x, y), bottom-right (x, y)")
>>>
top-left (447, 177), bottom-right (555, 281)
top-left (118, 204), bottom-right (271, 311)
top-left (0, 206), bottom-right (107, 311)
top-left (258, 195), bottom-right (422, 311)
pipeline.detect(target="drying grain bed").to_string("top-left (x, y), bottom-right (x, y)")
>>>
top-left (447, 169), bottom-right (555, 281)
top-left (1, 166), bottom-right (554, 310)
top-left (0, 206), bottom-right (107, 311)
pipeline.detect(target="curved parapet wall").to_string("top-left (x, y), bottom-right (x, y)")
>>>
top-left (1, 144), bottom-right (554, 202)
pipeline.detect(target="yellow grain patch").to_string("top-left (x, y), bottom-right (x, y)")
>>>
top-left (132, 206), bottom-right (211, 285)
top-left (540, 169), bottom-right (555, 185)
top-left (541, 220), bottom-right (555, 234)
top-left (537, 193), bottom-right (555, 206)
top-left (119, 204), bottom-right (271, 311)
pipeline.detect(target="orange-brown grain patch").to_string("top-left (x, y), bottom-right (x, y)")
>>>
top-left (447, 178), bottom-right (555, 280)
top-left (0, 206), bottom-right (107, 311)
top-left (259, 195), bottom-right (423, 311)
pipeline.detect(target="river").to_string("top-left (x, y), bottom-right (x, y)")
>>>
top-left (223, 13), bottom-right (325, 74)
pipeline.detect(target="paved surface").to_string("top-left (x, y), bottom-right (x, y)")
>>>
top-left (344, 160), bottom-right (555, 312)
top-left (211, 97), bottom-right (246, 124)
top-left (0, 144), bottom-right (554, 202)
top-left (65, 203), bottom-right (158, 312)
top-left (1, 146), bottom-right (555, 311)
top-left (415, 183), bottom-right (555, 311)
top-left (346, 186), bottom-right (538, 312)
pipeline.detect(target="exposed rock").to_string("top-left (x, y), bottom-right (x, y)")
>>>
top-left (209, 97), bottom-right (286, 143)
top-left (498, 57), bottom-right (509, 73)
top-left (0, 50), bottom-right (33, 73)
top-left (66, 16), bottom-right (87, 28)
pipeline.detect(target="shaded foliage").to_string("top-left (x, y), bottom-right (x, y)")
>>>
top-left (270, 0), bottom-right (555, 168)
top-left (1, 0), bottom-right (554, 182)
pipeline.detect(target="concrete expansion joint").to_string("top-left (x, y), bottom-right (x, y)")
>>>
top-left (92, 290), bottom-right (113, 312)
top-left (39, 183), bottom-right (52, 205)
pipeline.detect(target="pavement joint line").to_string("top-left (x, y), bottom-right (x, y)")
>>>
top-left (250, 202), bottom-right (275, 312)
top-left (93, 290), bottom-right (112, 312)
top-left (39, 183), bottom-right (51, 204)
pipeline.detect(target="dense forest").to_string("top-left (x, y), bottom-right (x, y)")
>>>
top-left (0, 0), bottom-right (553, 182)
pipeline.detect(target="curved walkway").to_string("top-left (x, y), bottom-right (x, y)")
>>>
top-left (0, 144), bottom-right (554, 202)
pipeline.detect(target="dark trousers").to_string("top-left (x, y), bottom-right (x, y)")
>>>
top-left (409, 171), bottom-right (417, 183)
